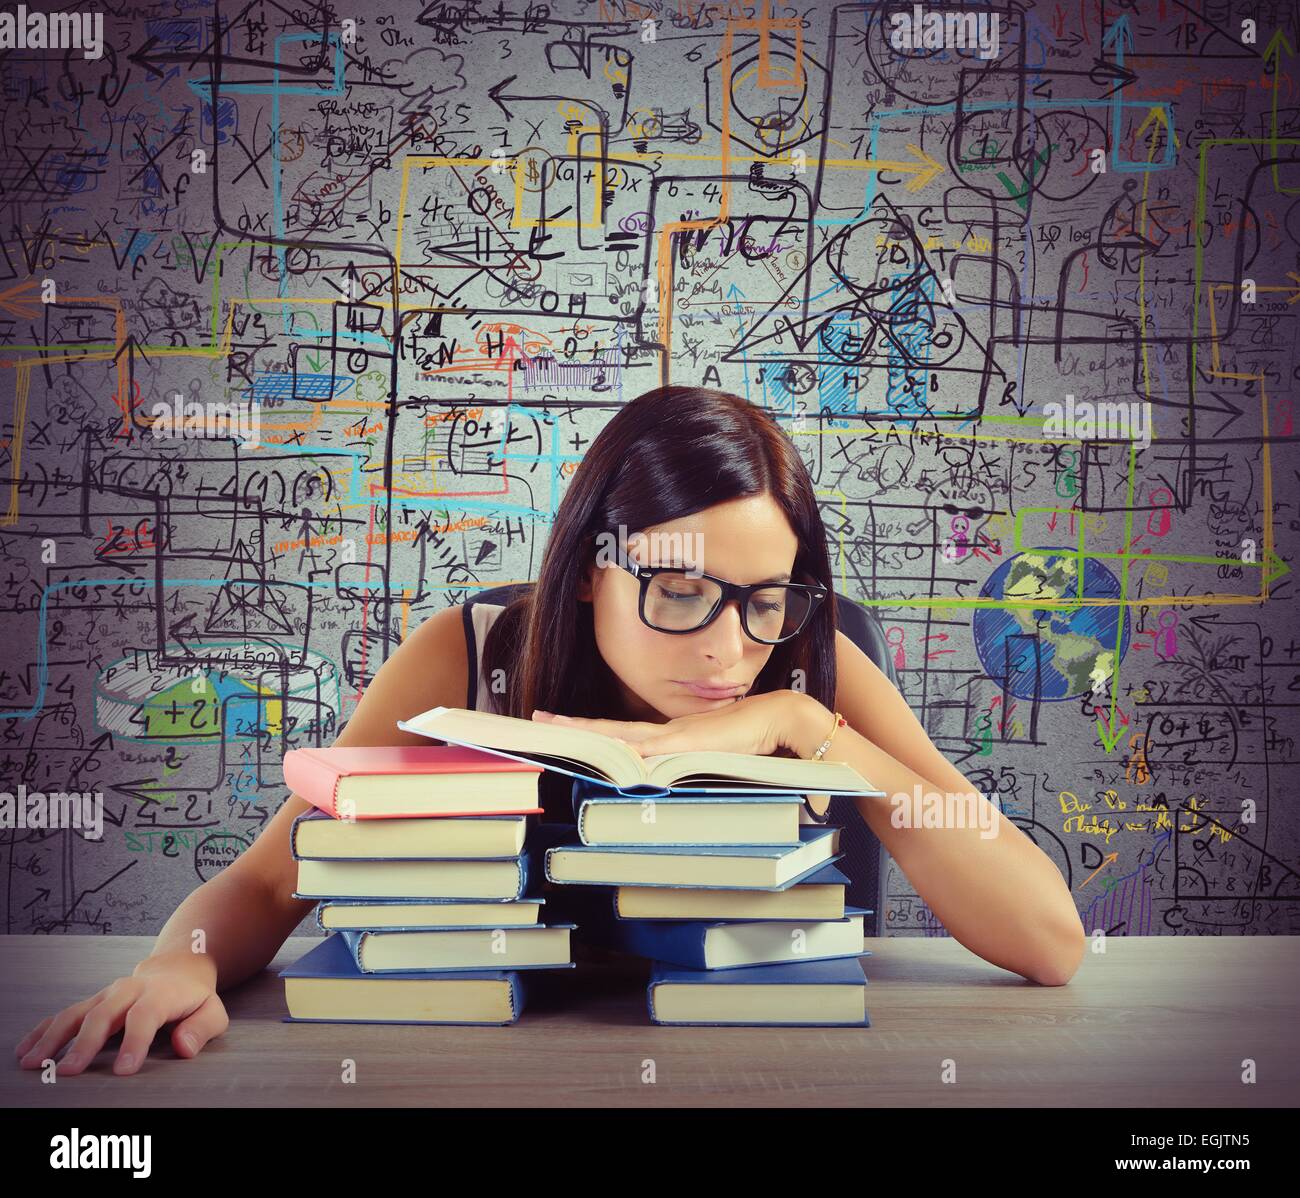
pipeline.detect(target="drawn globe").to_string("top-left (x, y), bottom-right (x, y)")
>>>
top-left (972, 551), bottom-right (1131, 701)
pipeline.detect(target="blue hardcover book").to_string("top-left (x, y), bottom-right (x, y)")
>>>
top-left (544, 860), bottom-right (857, 922)
top-left (279, 932), bottom-right (531, 1025)
top-left (337, 924), bottom-right (579, 973)
top-left (570, 776), bottom-right (805, 846)
top-left (562, 901), bottom-right (872, 970)
top-left (291, 808), bottom-right (530, 861)
top-left (646, 955), bottom-right (871, 1027)
top-left (315, 895), bottom-right (546, 932)
top-left (545, 825), bottom-right (840, 890)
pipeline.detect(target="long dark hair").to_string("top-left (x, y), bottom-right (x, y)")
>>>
top-left (480, 386), bottom-right (838, 722)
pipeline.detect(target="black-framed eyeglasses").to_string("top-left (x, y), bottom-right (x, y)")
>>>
top-left (610, 560), bottom-right (828, 644)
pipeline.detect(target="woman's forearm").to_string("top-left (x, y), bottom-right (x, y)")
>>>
top-left (141, 867), bottom-right (314, 993)
top-left (788, 694), bottom-right (1087, 985)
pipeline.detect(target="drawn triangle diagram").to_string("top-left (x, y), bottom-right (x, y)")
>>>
top-left (1177, 809), bottom-right (1300, 901)
top-left (723, 192), bottom-right (998, 394)
top-left (1114, 9), bottom-right (1258, 61)
top-left (203, 538), bottom-right (297, 636)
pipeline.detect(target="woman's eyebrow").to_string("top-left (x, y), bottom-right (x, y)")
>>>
top-left (663, 562), bottom-right (793, 584)
top-left (728, 570), bottom-right (794, 583)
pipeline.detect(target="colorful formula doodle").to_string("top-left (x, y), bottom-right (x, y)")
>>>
top-left (1, 0), bottom-right (1297, 938)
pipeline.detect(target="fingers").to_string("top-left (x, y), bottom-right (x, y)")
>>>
top-left (533, 711), bottom-right (657, 740)
top-left (47, 982), bottom-right (143, 1076)
top-left (604, 726), bottom-right (658, 744)
top-left (630, 735), bottom-right (683, 757)
top-left (171, 993), bottom-right (230, 1058)
top-left (16, 980), bottom-right (229, 1077)
top-left (16, 993), bottom-right (106, 1071)
top-left (14, 1015), bottom-right (54, 1059)
top-left (113, 996), bottom-right (175, 1076)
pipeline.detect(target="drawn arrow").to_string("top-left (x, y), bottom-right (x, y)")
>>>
top-left (128, 35), bottom-right (331, 81)
top-left (1134, 104), bottom-right (1179, 153)
top-left (1096, 711), bottom-right (1125, 754)
top-left (1077, 851), bottom-right (1120, 889)
top-left (107, 779), bottom-right (172, 803)
top-left (0, 279), bottom-right (43, 320)
top-left (898, 143), bottom-right (944, 191)
top-left (1089, 57), bottom-right (1138, 98)
top-left (1101, 14), bottom-right (1134, 63)
top-left (488, 74), bottom-right (519, 119)
top-left (1199, 390), bottom-right (1245, 438)
top-left (488, 76), bottom-right (610, 130)
top-left (1264, 29), bottom-right (1297, 194)
top-left (1263, 549), bottom-right (1290, 588)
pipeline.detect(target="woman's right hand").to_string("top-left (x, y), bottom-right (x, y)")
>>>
top-left (14, 950), bottom-right (229, 1076)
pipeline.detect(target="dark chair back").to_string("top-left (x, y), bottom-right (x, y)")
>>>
top-left (461, 582), bottom-right (893, 935)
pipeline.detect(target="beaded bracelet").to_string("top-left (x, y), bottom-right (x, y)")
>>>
top-left (810, 709), bottom-right (847, 761)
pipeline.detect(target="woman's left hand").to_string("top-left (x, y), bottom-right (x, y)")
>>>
top-left (532, 690), bottom-right (827, 759)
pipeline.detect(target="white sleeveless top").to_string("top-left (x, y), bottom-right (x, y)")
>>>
top-left (463, 603), bottom-right (507, 712)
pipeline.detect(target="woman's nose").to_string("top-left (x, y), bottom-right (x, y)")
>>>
top-left (699, 599), bottom-right (747, 661)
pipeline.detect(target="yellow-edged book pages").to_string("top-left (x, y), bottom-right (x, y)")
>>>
top-left (616, 883), bottom-right (845, 920)
top-left (317, 900), bottom-right (543, 930)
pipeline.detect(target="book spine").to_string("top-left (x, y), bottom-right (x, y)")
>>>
top-left (571, 775), bottom-right (671, 803)
top-left (582, 916), bottom-right (710, 968)
top-left (639, 920), bottom-right (710, 967)
top-left (569, 776), bottom-right (585, 824)
top-left (509, 970), bottom-right (525, 1022)
top-left (338, 928), bottom-right (366, 971)
top-left (283, 748), bottom-right (341, 817)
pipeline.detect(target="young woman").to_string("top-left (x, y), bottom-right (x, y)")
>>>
top-left (16, 386), bottom-right (1085, 1078)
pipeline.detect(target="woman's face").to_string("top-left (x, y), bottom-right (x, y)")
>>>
top-left (577, 493), bottom-right (802, 723)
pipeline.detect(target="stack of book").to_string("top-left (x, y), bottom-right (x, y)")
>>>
top-left (398, 706), bottom-right (883, 1027)
top-left (277, 744), bottom-right (577, 1026)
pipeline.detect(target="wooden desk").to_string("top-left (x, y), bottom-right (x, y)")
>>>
top-left (3, 934), bottom-right (1298, 1107)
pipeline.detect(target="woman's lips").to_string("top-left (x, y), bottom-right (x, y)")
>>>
top-left (677, 680), bottom-right (747, 699)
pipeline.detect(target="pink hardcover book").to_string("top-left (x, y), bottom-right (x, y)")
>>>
top-left (284, 745), bottom-right (544, 819)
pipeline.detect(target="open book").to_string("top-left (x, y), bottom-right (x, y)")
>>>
top-left (397, 705), bottom-right (884, 797)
